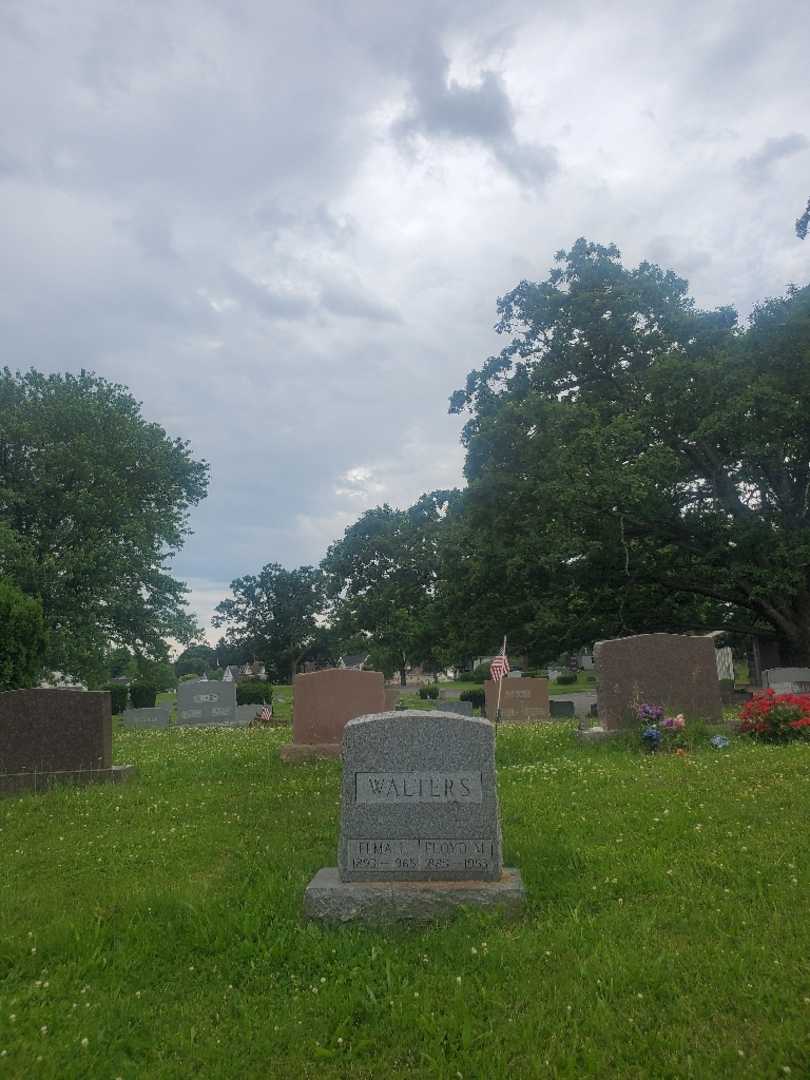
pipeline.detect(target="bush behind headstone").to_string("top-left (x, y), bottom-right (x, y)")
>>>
top-left (104, 683), bottom-right (129, 715)
top-left (130, 683), bottom-right (158, 708)
top-left (236, 681), bottom-right (272, 706)
top-left (460, 688), bottom-right (485, 710)
top-left (0, 579), bottom-right (48, 691)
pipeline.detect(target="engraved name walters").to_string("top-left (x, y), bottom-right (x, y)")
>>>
top-left (354, 771), bottom-right (483, 803)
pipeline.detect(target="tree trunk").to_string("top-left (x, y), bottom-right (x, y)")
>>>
top-left (290, 657), bottom-right (297, 684)
top-left (399, 665), bottom-right (407, 687)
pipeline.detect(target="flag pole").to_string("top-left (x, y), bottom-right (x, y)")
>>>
top-left (495, 635), bottom-right (507, 728)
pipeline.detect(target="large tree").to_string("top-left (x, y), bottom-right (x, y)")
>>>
top-left (322, 492), bottom-right (459, 685)
top-left (213, 563), bottom-right (325, 683)
top-left (450, 239), bottom-right (810, 663)
top-left (0, 369), bottom-right (208, 683)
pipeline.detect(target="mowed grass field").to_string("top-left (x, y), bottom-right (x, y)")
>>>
top-left (2, 722), bottom-right (809, 1079)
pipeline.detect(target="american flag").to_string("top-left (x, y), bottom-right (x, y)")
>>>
top-left (258, 704), bottom-right (273, 722)
top-left (490, 646), bottom-right (510, 682)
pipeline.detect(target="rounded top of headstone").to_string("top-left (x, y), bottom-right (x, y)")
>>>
top-left (345, 709), bottom-right (492, 731)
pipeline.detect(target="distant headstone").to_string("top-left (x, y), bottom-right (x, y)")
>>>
top-left (304, 710), bottom-right (526, 921)
top-left (764, 667), bottom-right (810, 694)
top-left (0, 689), bottom-right (135, 796)
top-left (122, 706), bottom-right (170, 729)
top-left (594, 633), bottom-right (723, 729)
top-left (484, 678), bottom-right (549, 723)
top-left (506, 670), bottom-right (523, 678)
top-left (384, 687), bottom-right (401, 711)
top-left (715, 647), bottom-right (735, 683)
top-left (435, 700), bottom-right (473, 717)
top-left (549, 699), bottom-right (575, 718)
top-left (280, 668), bottom-right (385, 762)
top-left (176, 679), bottom-right (237, 726)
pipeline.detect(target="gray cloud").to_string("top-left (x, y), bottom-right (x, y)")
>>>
top-left (394, 37), bottom-right (558, 186)
top-left (0, 0), bottom-right (808, 639)
top-left (739, 133), bottom-right (809, 184)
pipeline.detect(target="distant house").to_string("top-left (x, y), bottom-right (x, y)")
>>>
top-left (223, 661), bottom-right (268, 682)
top-left (338, 653), bottom-right (369, 671)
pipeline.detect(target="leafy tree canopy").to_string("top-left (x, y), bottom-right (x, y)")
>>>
top-left (0, 577), bottom-right (48, 690)
top-left (450, 239), bottom-right (810, 662)
top-left (0, 369), bottom-right (208, 684)
top-left (213, 563), bottom-right (325, 683)
top-left (322, 492), bottom-right (461, 684)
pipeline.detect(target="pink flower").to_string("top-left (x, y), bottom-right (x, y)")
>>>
top-left (673, 714), bottom-right (685, 730)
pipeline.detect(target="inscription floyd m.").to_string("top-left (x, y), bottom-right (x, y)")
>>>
top-left (355, 771), bottom-right (483, 804)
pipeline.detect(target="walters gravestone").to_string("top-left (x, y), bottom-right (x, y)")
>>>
top-left (304, 710), bottom-right (526, 922)
top-left (176, 680), bottom-right (237, 726)
top-left (484, 678), bottom-right (549, 723)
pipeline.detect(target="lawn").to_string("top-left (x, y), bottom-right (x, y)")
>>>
top-left (2, 723), bottom-right (809, 1078)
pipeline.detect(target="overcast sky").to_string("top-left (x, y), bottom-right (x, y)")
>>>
top-left (2, 0), bottom-right (809, 641)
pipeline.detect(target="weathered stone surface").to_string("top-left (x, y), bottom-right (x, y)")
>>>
top-left (339, 710), bottom-right (501, 883)
top-left (176, 680), bottom-right (237, 726)
top-left (594, 633), bottom-right (723, 729)
top-left (303, 866), bottom-right (526, 923)
top-left (484, 678), bottom-right (549, 723)
top-left (434, 700), bottom-right (473, 717)
top-left (281, 668), bottom-right (385, 760)
top-left (764, 667), bottom-right (810, 693)
top-left (0, 689), bottom-right (112, 773)
top-left (122, 706), bottom-right (170, 729)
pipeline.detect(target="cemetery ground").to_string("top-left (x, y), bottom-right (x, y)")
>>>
top-left (2, 725), bottom-right (809, 1079)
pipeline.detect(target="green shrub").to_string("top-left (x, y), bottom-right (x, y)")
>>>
top-left (130, 683), bottom-right (157, 708)
top-left (236, 681), bottom-right (272, 706)
top-left (0, 579), bottom-right (48, 691)
top-left (418, 685), bottom-right (439, 700)
top-left (104, 683), bottom-right (128, 714)
top-left (555, 673), bottom-right (578, 685)
top-left (456, 671), bottom-right (474, 682)
top-left (471, 664), bottom-right (491, 683)
top-left (460, 689), bottom-right (485, 710)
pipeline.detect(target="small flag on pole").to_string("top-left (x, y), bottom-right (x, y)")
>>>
top-left (491, 637), bottom-right (509, 728)
top-left (490, 647), bottom-right (510, 682)
top-left (258, 704), bottom-right (273, 723)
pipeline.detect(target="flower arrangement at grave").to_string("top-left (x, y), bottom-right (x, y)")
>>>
top-left (738, 689), bottom-right (810, 743)
top-left (638, 704), bottom-right (687, 752)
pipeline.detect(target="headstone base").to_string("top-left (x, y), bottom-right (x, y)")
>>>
top-left (0, 764), bottom-right (137, 798)
top-left (280, 742), bottom-right (341, 763)
top-left (303, 866), bottom-right (526, 923)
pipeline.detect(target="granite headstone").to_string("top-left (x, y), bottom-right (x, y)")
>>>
top-left (0, 689), bottom-right (134, 796)
top-left (484, 678), bottom-right (549, 723)
top-left (764, 667), bottom-right (810, 694)
top-left (280, 668), bottom-right (385, 762)
top-left (434, 700), bottom-right (473, 717)
top-left (594, 633), bottom-right (723, 729)
top-left (122, 705), bottom-right (171, 729)
top-left (304, 710), bottom-right (525, 921)
top-left (176, 679), bottom-right (237, 726)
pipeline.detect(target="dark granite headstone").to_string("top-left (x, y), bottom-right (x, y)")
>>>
top-left (0, 689), bottom-right (135, 796)
top-left (594, 633), bottom-right (723, 729)
top-left (550, 699), bottom-right (575, 718)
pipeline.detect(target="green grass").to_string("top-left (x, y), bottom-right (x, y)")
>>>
top-left (2, 724), bottom-right (809, 1078)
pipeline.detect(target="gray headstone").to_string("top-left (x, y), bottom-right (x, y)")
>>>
top-left (434, 700), bottom-right (473, 717)
top-left (176, 679), bottom-right (236, 726)
top-left (122, 706), bottom-right (171, 729)
top-left (764, 667), bottom-right (810, 694)
top-left (549, 699), bottom-right (575, 718)
top-left (338, 710), bottom-right (502, 883)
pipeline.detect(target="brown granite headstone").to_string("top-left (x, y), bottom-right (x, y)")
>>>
top-left (594, 633), bottom-right (723, 730)
top-left (280, 668), bottom-right (386, 762)
top-left (484, 678), bottom-right (549, 723)
top-left (0, 689), bottom-right (135, 796)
